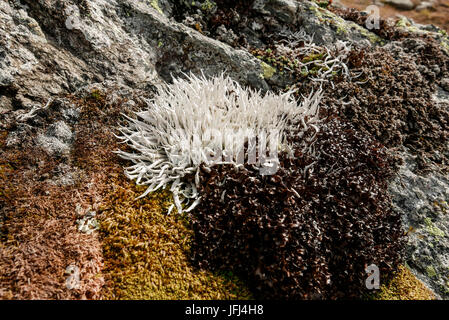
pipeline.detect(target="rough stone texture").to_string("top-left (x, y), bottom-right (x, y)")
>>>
top-left (388, 85), bottom-right (449, 299)
top-left (1, 0), bottom-right (449, 299)
top-left (0, 0), bottom-right (268, 111)
top-left (389, 148), bottom-right (449, 299)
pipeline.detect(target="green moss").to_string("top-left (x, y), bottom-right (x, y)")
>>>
top-left (90, 89), bottom-right (104, 101)
top-left (302, 53), bottom-right (325, 63)
top-left (374, 265), bottom-right (435, 300)
top-left (313, 0), bottom-right (331, 9)
top-left (426, 265), bottom-right (437, 278)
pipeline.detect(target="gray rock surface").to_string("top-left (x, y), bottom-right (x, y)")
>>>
top-left (389, 147), bottom-right (449, 299)
top-left (384, 0), bottom-right (415, 10)
top-left (0, 0), bottom-right (268, 112)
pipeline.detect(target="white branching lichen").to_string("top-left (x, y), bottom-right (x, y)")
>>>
top-left (116, 74), bottom-right (322, 213)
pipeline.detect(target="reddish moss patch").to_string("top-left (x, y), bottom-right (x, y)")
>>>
top-left (0, 87), bottom-right (251, 300)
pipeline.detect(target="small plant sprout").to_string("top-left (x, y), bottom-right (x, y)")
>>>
top-left (115, 73), bottom-right (322, 213)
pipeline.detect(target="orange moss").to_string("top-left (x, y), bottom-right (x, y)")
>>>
top-left (375, 265), bottom-right (436, 300)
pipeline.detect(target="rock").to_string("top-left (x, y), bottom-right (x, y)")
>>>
top-left (384, 0), bottom-right (415, 10)
top-left (215, 24), bottom-right (238, 46)
top-left (0, 0), bottom-right (269, 110)
top-left (416, 1), bottom-right (435, 11)
top-left (263, 0), bottom-right (299, 24)
top-left (46, 121), bottom-right (73, 144)
top-left (36, 121), bottom-right (73, 156)
top-left (389, 148), bottom-right (449, 299)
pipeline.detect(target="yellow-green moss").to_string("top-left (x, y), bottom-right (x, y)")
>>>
top-left (374, 265), bottom-right (435, 300)
top-left (90, 89), bottom-right (104, 101)
top-left (99, 180), bottom-right (252, 300)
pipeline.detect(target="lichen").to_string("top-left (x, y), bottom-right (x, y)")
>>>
top-left (395, 16), bottom-right (449, 55)
top-left (424, 217), bottom-right (446, 238)
top-left (395, 17), bottom-right (423, 34)
top-left (441, 39), bottom-right (449, 55)
top-left (308, 4), bottom-right (382, 44)
top-left (149, 0), bottom-right (163, 15)
top-left (260, 61), bottom-right (276, 79)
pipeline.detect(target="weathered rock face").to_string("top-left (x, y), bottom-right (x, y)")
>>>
top-left (0, 0), bottom-right (268, 112)
top-left (389, 148), bottom-right (449, 300)
top-left (1, 0), bottom-right (449, 299)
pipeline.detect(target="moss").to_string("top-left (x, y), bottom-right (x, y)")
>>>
top-left (0, 131), bottom-right (7, 149)
top-left (375, 265), bottom-right (435, 300)
top-left (313, 0), bottom-right (331, 9)
top-left (99, 178), bottom-right (252, 299)
top-left (426, 265), bottom-right (437, 278)
top-left (302, 53), bottom-right (325, 63)
top-left (90, 89), bottom-right (104, 101)
top-left (67, 89), bottom-right (251, 300)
